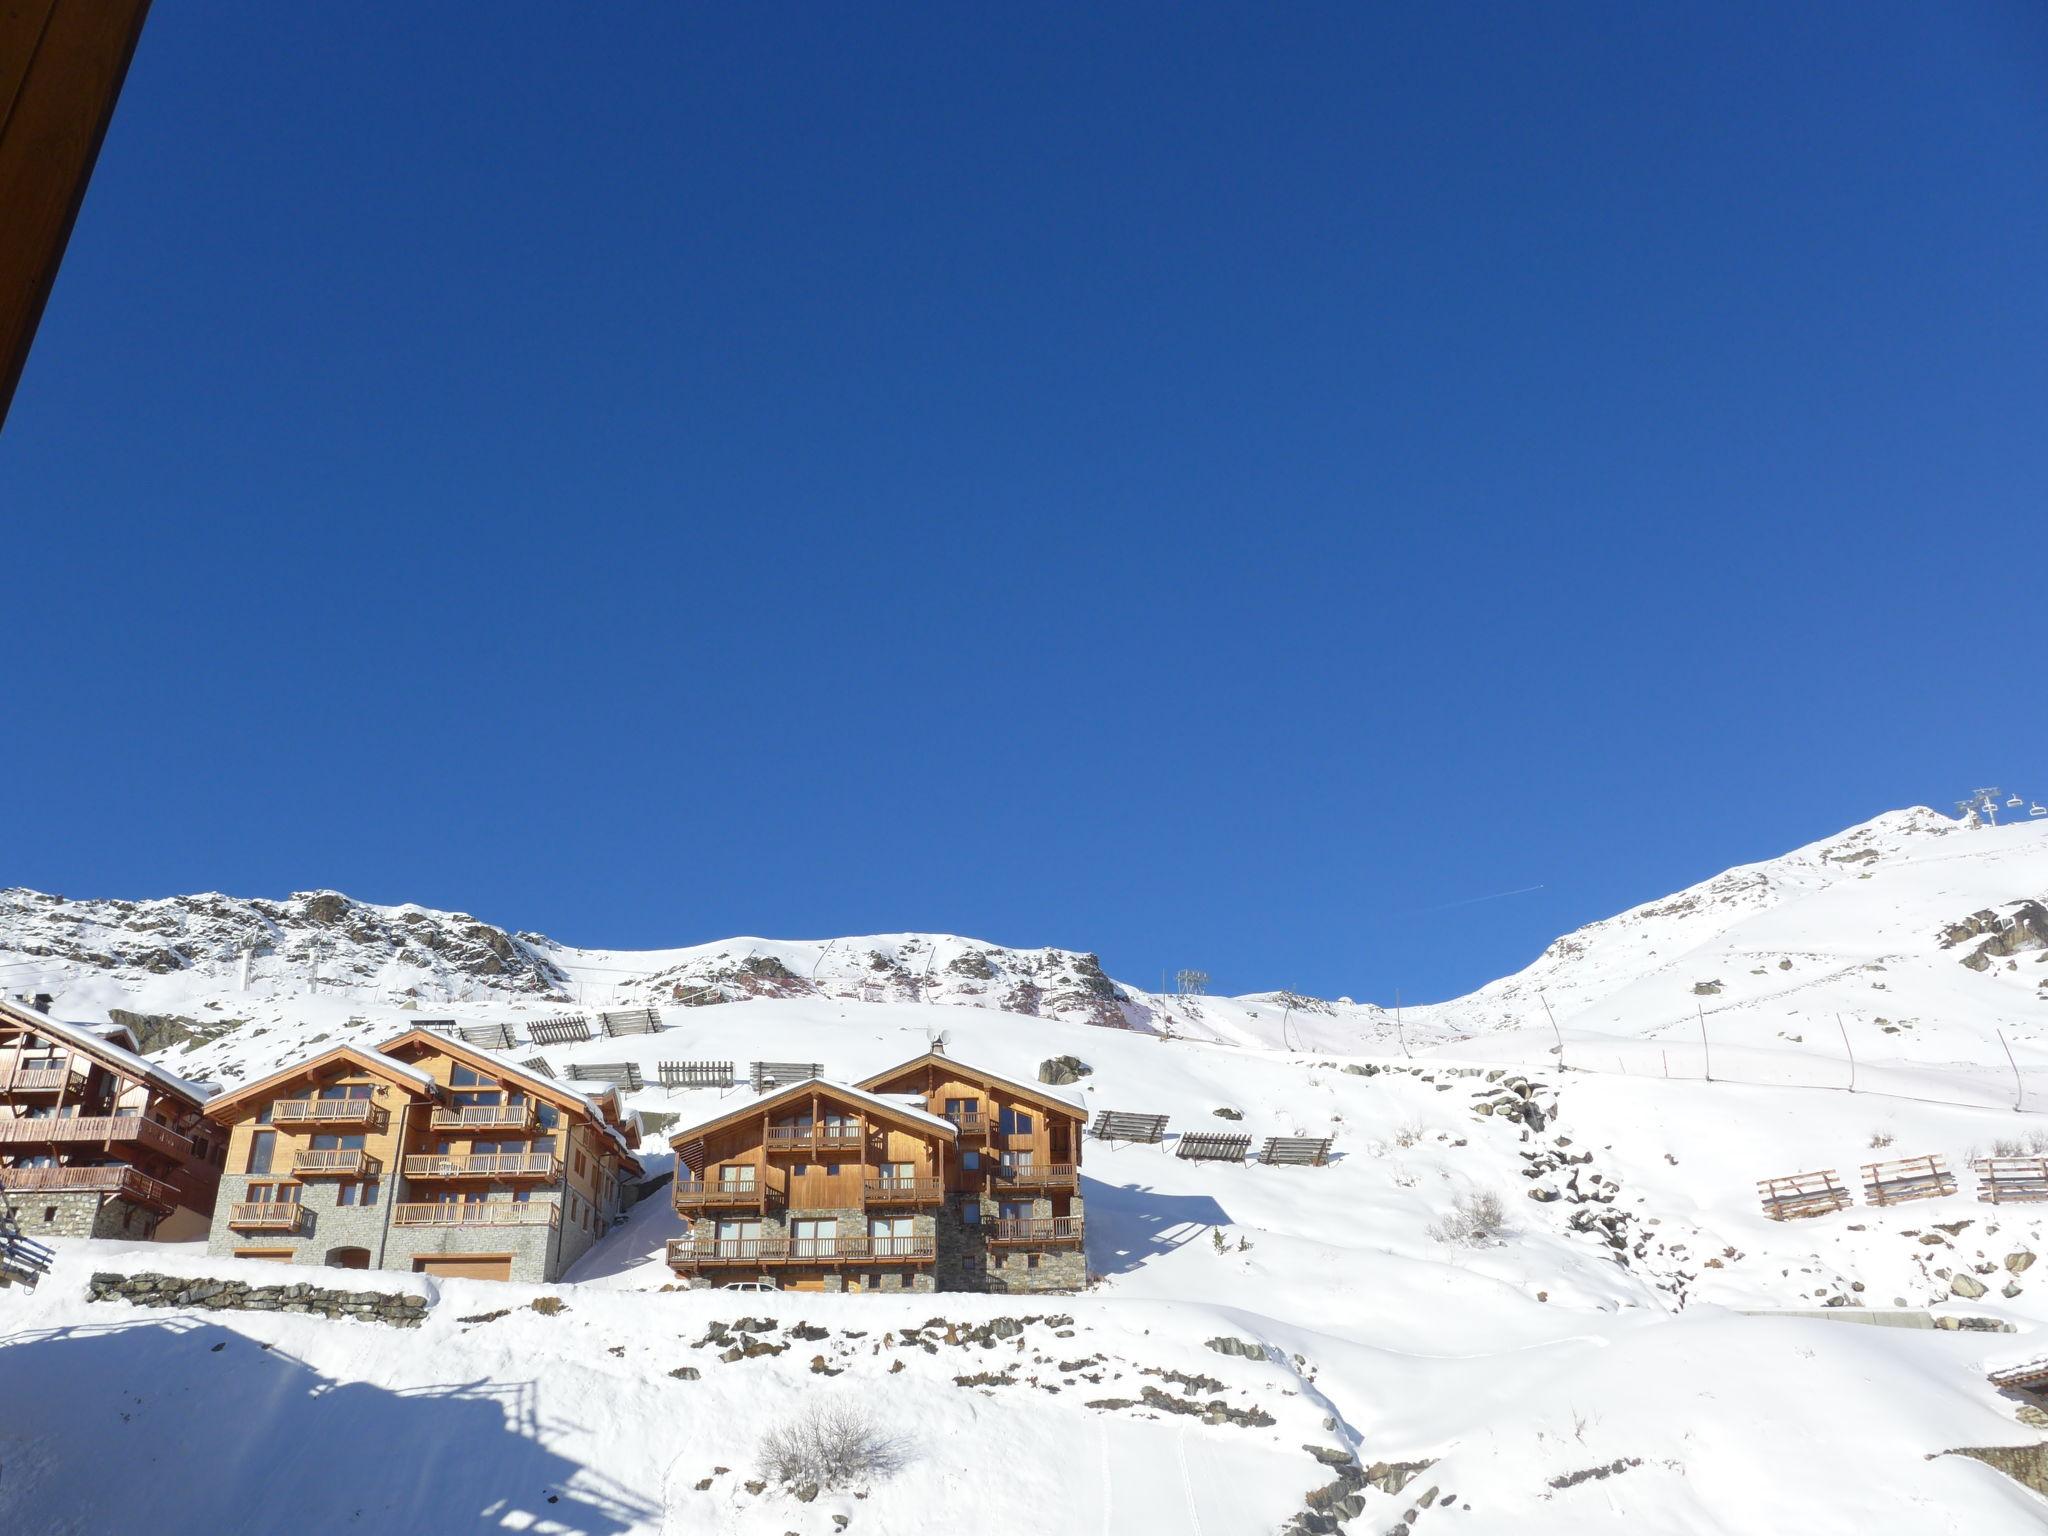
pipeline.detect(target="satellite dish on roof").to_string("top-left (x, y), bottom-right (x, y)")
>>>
top-left (927, 1030), bottom-right (950, 1055)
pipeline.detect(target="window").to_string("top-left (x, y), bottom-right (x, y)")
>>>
top-left (336, 1179), bottom-right (379, 1208)
top-left (884, 1162), bottom-right (913, 1181)
top-left (1026, 1254), bottom-right (1040, 1271)
top-left (1000, 1107), bottom-right (1034, 1136)
top-left (1002, 1148), bottom-right (1034, 1172)
top-left (824, 1163), bottom-right (840, 1177)
top-left (246, 1130), bottom-right (276, 1176)
top-left (792, 1218), bottom-right (838, 1257)
top-left (718, 1165), bottom-right (755, 1190)
top-left (869, 1215), bottom-right (913, 1256)
top-left (961, 1203), bottom-right (982, 1226)
top-left (42, 1206), bottom-right (56, 1223)
top-left (944, 1097), bottom-right (979, 1122)
top-left (255, 1105), bottom-right (272, 1125)
top-left (962, 1150), bottom-right (979, 1169)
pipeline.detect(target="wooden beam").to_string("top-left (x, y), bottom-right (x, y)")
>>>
top-left (0, 0), bottom-right (151, 428)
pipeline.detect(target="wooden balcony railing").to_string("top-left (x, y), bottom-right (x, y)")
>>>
top-left (292, 1149), bottom-right (375, 1178)
top-left (862, 1177), bottom-right (944, 1205)
top-left (228, 1201), bottom-right (308, 1232)
top-left (673, 1179), bottom-right (766, 1209)
top-left (988, 1216), bottom-right (1083, 1246)
top-left (429, 1103), bottom-right (539, 1135)
top-left (764, 1125), bottom-right (864, 1152)
top-left (0, 1115), bottom-right (189, 1159)
top-left (994, 1163), bottom-right (1077, 1190)
top-left (0, 1163), bottom-right (176, 1207)
top-left (401, 1152), bottom-right (558, 1180)
top-left (3, 1068), bottom-right (71, 1093)
top-left (273, 1100), bottom-right (383, 1129)
top-left (665, 1233), bottom-right (937, 1268)
top-left (391, 1200), bottom-right (558, 1228)
top-left (944, 1109), bottom-right (986, 1136)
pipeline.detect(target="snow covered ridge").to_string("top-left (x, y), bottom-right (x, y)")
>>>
top-left (4, 805), bottom-right (2046, 1066)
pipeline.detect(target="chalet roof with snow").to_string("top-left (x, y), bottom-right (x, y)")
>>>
top-left (855, 1050), bottom-right (1088, 1116)
top-left (0, 994), bottom-right (218, 1106)
top-left (666, 1076), bottom-right (960, 1149)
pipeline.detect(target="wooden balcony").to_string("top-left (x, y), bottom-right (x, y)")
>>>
top-left (666, 1233), bottom-right (936, 1268)
top-left (944, 1108), bottom-right (986, 1136)
top-left (0, 1163), bottom-right (176, 1208)
top-left (391, 1200), bottom-right (558, 1228)
top-left (273, 1099), bottom-right (384, 1130)
top-left (0, 1114), bottom-right (189, 1159)
top-left (995, 1162), bottom-right (1077, 1191)
top-left (228, 1201), bottom-right (308, 1233)
top-left (402, 1152), bottom-right (558, 1180)
top-left (292, 1149), bottom-right (376, 1178)
top-left (764, 1124), bottom-right (864, 1154)
top-left (862, 1177), bottom-right (944, 1206)
top-left (988, 1216), bottom-right (1083, 1246)
top-left (673, 1178), bottom-right (768, 1211)
top-left (429, 1103), bottom-right (539, 1135)
top-left (2, 1068), bottom-right (71, 1093)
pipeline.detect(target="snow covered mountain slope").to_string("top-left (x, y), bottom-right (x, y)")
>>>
top-left (9, 808), bottom-right (2048, 1532)
top-left (7, 806), bottom-right (2044, 1074)
top-left (1412, 808), bottom-right (2048, 1076)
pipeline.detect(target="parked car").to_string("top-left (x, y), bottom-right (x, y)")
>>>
top-left (721, 1279), bottom-right (778, 1291)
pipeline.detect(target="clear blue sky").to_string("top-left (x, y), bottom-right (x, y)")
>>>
top-left (6, 4), bottom-right (2045, 1003)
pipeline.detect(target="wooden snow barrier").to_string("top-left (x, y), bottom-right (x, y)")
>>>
top-left (456, 1022), bottom-right (518, 1051)
top-left (1990, 1357), bottom-right (2048, 1393)
top-left (528, 1015), bottom-right (594, 1046)
top-left (1259, 1136), bottom-right (1333, 1167)
top-left (750, 1061), bottom-right (823, 1094)
top-left (519, 1056), bottom-right (556, 1080)
top-left (0, 1211), bottom-right (55, 1287)
top-left (1756, 1169), bottom-right (1852, 1221)
top-left (599, 1007), bottom-right (662, 1038)
top-left (414, 1018), bottom-right (457, 1034)
top-left (568, 1061), bottom-right (644, 1092)
top-left (1975, 1156), bottom-right (2048, 1205)
top-left (659, 1060), bottom-right (737, 1093)
top-left (1862, 1154), bottom-right (1957, 1207)
top-left (1090, 1110), bottom-right (1170, 1145)
top-left (1175, 1132), bottom-right (1251, 1163)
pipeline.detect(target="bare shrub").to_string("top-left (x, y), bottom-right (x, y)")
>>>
top-left (1867, 1129), bottom-right (1894, 1149)
top-left (2029, 1131), bottom-right (2048, 1155)
top-left (1394, 1123), bottom-right (1425, 1149)
top-left (759, 1400), bottom-right (908, 1491)
top-left (1992, 1137), bottom-right (2028, 1158)
top-left (1428, 1190), bottom-right (1509, 1246)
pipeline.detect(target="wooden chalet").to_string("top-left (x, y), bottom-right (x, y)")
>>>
top-left (200, 1028), bottom-right (642, 1282)
top-left (0, 994), bottom-right (223, 1242)
top-left (667, 1078), bottom-right (956, 1292)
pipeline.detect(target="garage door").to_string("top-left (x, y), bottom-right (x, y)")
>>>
top-left (784, 1270), bottom-right (828, 1293)
top-left (234, 1249), bottom-right (294, 1264)
top-left (413, 1255), bottom-right (512, 1282)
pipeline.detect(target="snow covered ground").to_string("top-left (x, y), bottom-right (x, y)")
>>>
top-left (6, 807), bottom-right (2048, 1531)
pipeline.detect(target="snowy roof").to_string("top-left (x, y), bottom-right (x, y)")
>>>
top-left (856, 1051), bottom-right (1088, 1115)
top-left (377, 1029), bottom-right (642, 1161)
top-left (667, 1077), bottom-right (960, 1146)
top-left (203, 1044), bottom-right (442, 1116)
top-left (0, 995), bottom-right (219, 1105)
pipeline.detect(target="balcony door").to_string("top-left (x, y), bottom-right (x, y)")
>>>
top-left (791, 1217), bottom-right (838, 1258)
top-left (717, 1164), bottom-right (756, 1191)
top-left (868, 1214), bottom-right (913, 1256)
top-left (714, 1218), bottom-right (762, 1257)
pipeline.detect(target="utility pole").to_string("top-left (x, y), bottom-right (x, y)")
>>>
top-left (1836, 1014), bottom-right (1855, 1093)
top-left (1698, 1003), bottom-right (1712, 1083)
top-left (1538, 992), bottom-right (1566, 1071)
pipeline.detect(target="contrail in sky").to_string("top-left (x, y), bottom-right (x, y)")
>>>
top-left (1412, 883), bottom-right (1546, 915)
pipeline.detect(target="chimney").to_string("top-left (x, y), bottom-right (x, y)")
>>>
top-left (32, 993), bottom-right (53, 1014)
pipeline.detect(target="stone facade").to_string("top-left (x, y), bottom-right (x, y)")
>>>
top-left (205, 1170), bottom-right (578, 1283)
top-left (9, 1191), bottom-right (159, 1242)
top-left (935, 1191), bottom-right (1087, 1294)
top-left (679, 1205), bottom-right (941, 1293)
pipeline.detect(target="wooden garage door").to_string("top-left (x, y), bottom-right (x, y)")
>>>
top-left (234, 1249), bottom-right (294, 1264)
top-left (783, 1269), bottom-right (828, 1293)
top-left (413, 1255), bottom-right (512, 1282)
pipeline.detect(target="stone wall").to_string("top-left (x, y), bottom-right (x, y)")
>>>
top-left (206, 1171), bottom-right (389, 1265)
top-left (1948, 1442), bottom-right (2048, 1496)
top-left (87, 1269), bottom-right (430, 1327)
top-left (10, 1191), bottom-right (158, 1241)
top-left (383, 1215), bottom-right (562, 1282)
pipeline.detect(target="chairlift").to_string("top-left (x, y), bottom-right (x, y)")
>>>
top-left (2008, 794), bottom-right (2024, 808)
top-left (2032, 803), bottom-right (2047, 818)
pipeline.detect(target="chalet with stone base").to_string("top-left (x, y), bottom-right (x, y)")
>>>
top-left (857, 1051), bottom-right (1087, 1294)
top-left (0, 995), bottom-right (223, 1243)
top-left (665, 1050), bottom-right (1087, 1294)
top-left (200, 1029), bottom-right (642, 1282)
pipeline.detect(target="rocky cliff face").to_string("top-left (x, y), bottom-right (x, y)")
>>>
top-left (0, 887), bottom-right (570, 1002)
